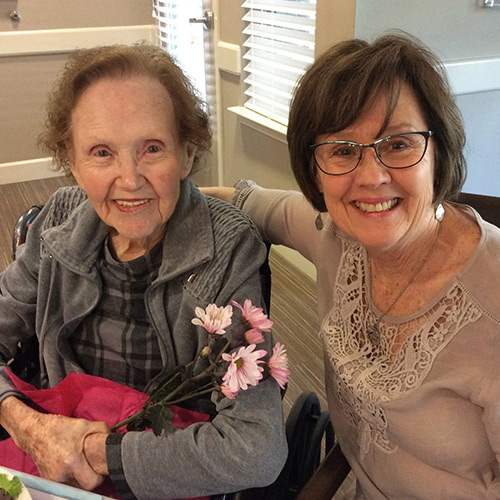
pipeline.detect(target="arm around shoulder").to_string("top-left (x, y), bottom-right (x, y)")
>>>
top-left (200, 185), bottom-right (235, 204)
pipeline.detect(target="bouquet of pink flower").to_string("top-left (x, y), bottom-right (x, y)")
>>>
top-left (111, 299), bottom-right (290, 436)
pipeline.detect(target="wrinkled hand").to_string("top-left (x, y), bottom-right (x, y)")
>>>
top-left (1, 397), bottom-right (110, 490)
top-left (83, 431), bottom-right (110, 476)
top-left (21, 413), bottom-right (110, 489)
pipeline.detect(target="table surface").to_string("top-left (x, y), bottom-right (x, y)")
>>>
top-left (28, 489), bottom-right (68, 500)
top-left (2, 467), bottom-right (113, 500)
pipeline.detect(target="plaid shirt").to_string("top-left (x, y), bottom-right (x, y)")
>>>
top-left (72, 239), bottom-right (164, 392)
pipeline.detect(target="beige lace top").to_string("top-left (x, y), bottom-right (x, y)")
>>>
top-left (235, 182), bottom-right (500, 499)
top-left (324, 237), bottom-right (481, 456)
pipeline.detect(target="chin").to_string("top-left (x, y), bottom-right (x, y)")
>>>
top-left (353, 229), bottom-right (398, 248)
top-left (115, 223), bottom-right (166, 244)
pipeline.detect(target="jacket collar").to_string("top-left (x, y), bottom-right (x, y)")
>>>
top-left (158, 178), bottom-right (214, 280)
top-left (42, 179), bottom-right (214, 279)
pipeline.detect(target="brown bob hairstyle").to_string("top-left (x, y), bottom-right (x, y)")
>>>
top-left (38, 43), bottom-right (211, 175)
top-left (287, 32), bottom-right (467, 213)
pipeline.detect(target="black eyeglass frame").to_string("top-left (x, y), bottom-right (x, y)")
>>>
top-left (309, 131), bottom-right (433, 176)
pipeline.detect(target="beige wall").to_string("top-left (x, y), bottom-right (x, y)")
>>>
top-left (0, 0), bottom-right (152, 31)
top-left (0, 0), bottom-right (153, 169)
top-left (315, 0), bottom-right (356, 56)
top-left (1, 53), bottom-right (68, 164)
top-left (218, 0), bottom-right (243, 45)
top-left (215, 0), bottom-right (498, 277)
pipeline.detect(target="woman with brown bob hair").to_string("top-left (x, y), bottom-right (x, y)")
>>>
top-left (0, 43), bottom-right (287, 499)
top-left (205, 32), bottom-right (500, 498)
top-left (288, 34), bottom-right (467, 212)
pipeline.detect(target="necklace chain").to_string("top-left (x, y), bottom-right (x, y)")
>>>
top-left (367, 221), bottom-right (442, 345)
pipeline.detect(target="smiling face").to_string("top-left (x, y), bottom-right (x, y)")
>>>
top-left (69, 76), bottom-right (195, 260)
top-left (315, 84), bottom-right (436, 254)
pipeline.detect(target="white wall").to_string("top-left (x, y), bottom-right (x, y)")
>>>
top-left (459, 90), bottom-right (500, 196)
top-left (354, 0), bottom-right (500, 196)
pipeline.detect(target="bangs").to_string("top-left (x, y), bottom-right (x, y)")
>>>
top-left (313, 48), bottom-right (405, 138)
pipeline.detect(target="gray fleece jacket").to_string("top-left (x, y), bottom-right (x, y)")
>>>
top-left (0, 179), bottom-right (287, 499)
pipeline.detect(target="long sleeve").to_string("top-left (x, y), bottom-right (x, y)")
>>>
top-left (0, 204), bottom-right (46, 405)
top-left (232, 180), bottom-right (323, 263)
top-left (117, 216), bottom-right (288, 500)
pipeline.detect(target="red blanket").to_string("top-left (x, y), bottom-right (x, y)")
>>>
top-left (0, 370), bottom-right (210, 500)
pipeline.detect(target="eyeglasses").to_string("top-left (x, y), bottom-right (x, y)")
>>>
top-left (309, 131), bottom-right (433, 176)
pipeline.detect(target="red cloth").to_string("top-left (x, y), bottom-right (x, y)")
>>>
top-left (0, 370), bottom-right (210, 500)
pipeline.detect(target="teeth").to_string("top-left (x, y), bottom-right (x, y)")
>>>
top-left (116, 200), bottom-right (148, 208)
top-left (355, 199), bottom-right (398, 213)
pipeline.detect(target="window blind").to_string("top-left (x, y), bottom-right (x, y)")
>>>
top-left (242, 0), bottom-right (316, 125)
top-left (152, 0), bottom-right (207, 101)
top-left (153, 1), bottom-right (179, 55)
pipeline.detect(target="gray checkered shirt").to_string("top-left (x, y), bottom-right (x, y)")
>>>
top-left (71, 238), bottom-right (163, 391)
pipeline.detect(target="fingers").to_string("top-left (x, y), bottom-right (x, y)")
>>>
top-left (73, 459), bottom-right (106, 491)
top-left (82, 431), bottom-right (110, 476)
top-left (37, 454), bottom-right (105, 491)
top-left (26, 415), bottom-right (111, 490)
top-left (90, 421), bottom-right (111, 434)
top-left (3, 399), bottom-right (112, 491)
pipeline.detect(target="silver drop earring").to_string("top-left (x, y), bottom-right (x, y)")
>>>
top-left (315, 213), bottom-right (324, 230)
top-left (435, 203), bottom-right (445, 222)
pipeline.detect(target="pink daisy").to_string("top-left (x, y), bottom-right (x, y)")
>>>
top-left (220, 382), bottom-right (239, 400)
top-left (222, 344), bottom-right (267, 395)
top-left (191, 303), bottom-right (233, 335)
top-left (244, 328), bottom-right (265, 344)
top-left (268, 343), bottom-right (290, 390)
top-left (231, 299), bottom-right (273, 344)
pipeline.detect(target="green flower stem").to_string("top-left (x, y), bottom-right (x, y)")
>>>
top-left (145, 370), bottom-right (182, 404)
top-left (111, 408), bottom-right (147, 431)
top-left (213, 339), bottom-right (231, 365)
top-left (111, 339), bottom-right (232, 433)
top-left (150, 385), bottom-right (218, 407)
top-left (188, 345), bottom-right (208, 378)
top-left (111, 385), bottom-right (218, 431)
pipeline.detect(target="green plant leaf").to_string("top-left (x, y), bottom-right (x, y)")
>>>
top-left (126, 418), bottom-right (148, 432)
top-left (147, 404), bottom-right (175, 436)
top-left (0, 474), bottom-right (22, 499)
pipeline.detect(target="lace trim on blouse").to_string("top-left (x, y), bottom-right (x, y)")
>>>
top-left (321, 238), bottom-right (482, 456)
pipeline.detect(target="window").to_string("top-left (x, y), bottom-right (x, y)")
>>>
top-left (242, 0), bottom-right (316, 126)
top-left (152, 0), bottom-right (207, 100)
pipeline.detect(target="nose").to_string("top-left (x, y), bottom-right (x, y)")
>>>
top-left (354, 146), bottom-right (392, 187)
top-left (117, 155), bottom-right (144, 190)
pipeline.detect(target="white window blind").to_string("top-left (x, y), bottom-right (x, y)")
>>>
top-left (242, 0), bottom-right (316, 126)
top-left (152, 0), bottom-right (207, 101)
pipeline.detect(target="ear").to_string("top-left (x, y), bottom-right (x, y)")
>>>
top-left (180, 142), bottom-right (196, 180)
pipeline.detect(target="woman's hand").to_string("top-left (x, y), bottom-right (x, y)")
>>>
top-left (0, 396), bottom-right (110, 490)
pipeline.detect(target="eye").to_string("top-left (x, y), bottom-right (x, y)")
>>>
top-left (93, 147), bottom-right (111, 158)
top-left (330, 143), bottom-right (357, 157)
top-left (144, 142), bottom-right (166, 156)
top-left (390, 140), bottom-right (407, 151)
top-left (385, 136), bottom-right (411, 152)
top-left (147, 144), bottom-right (160, 154)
